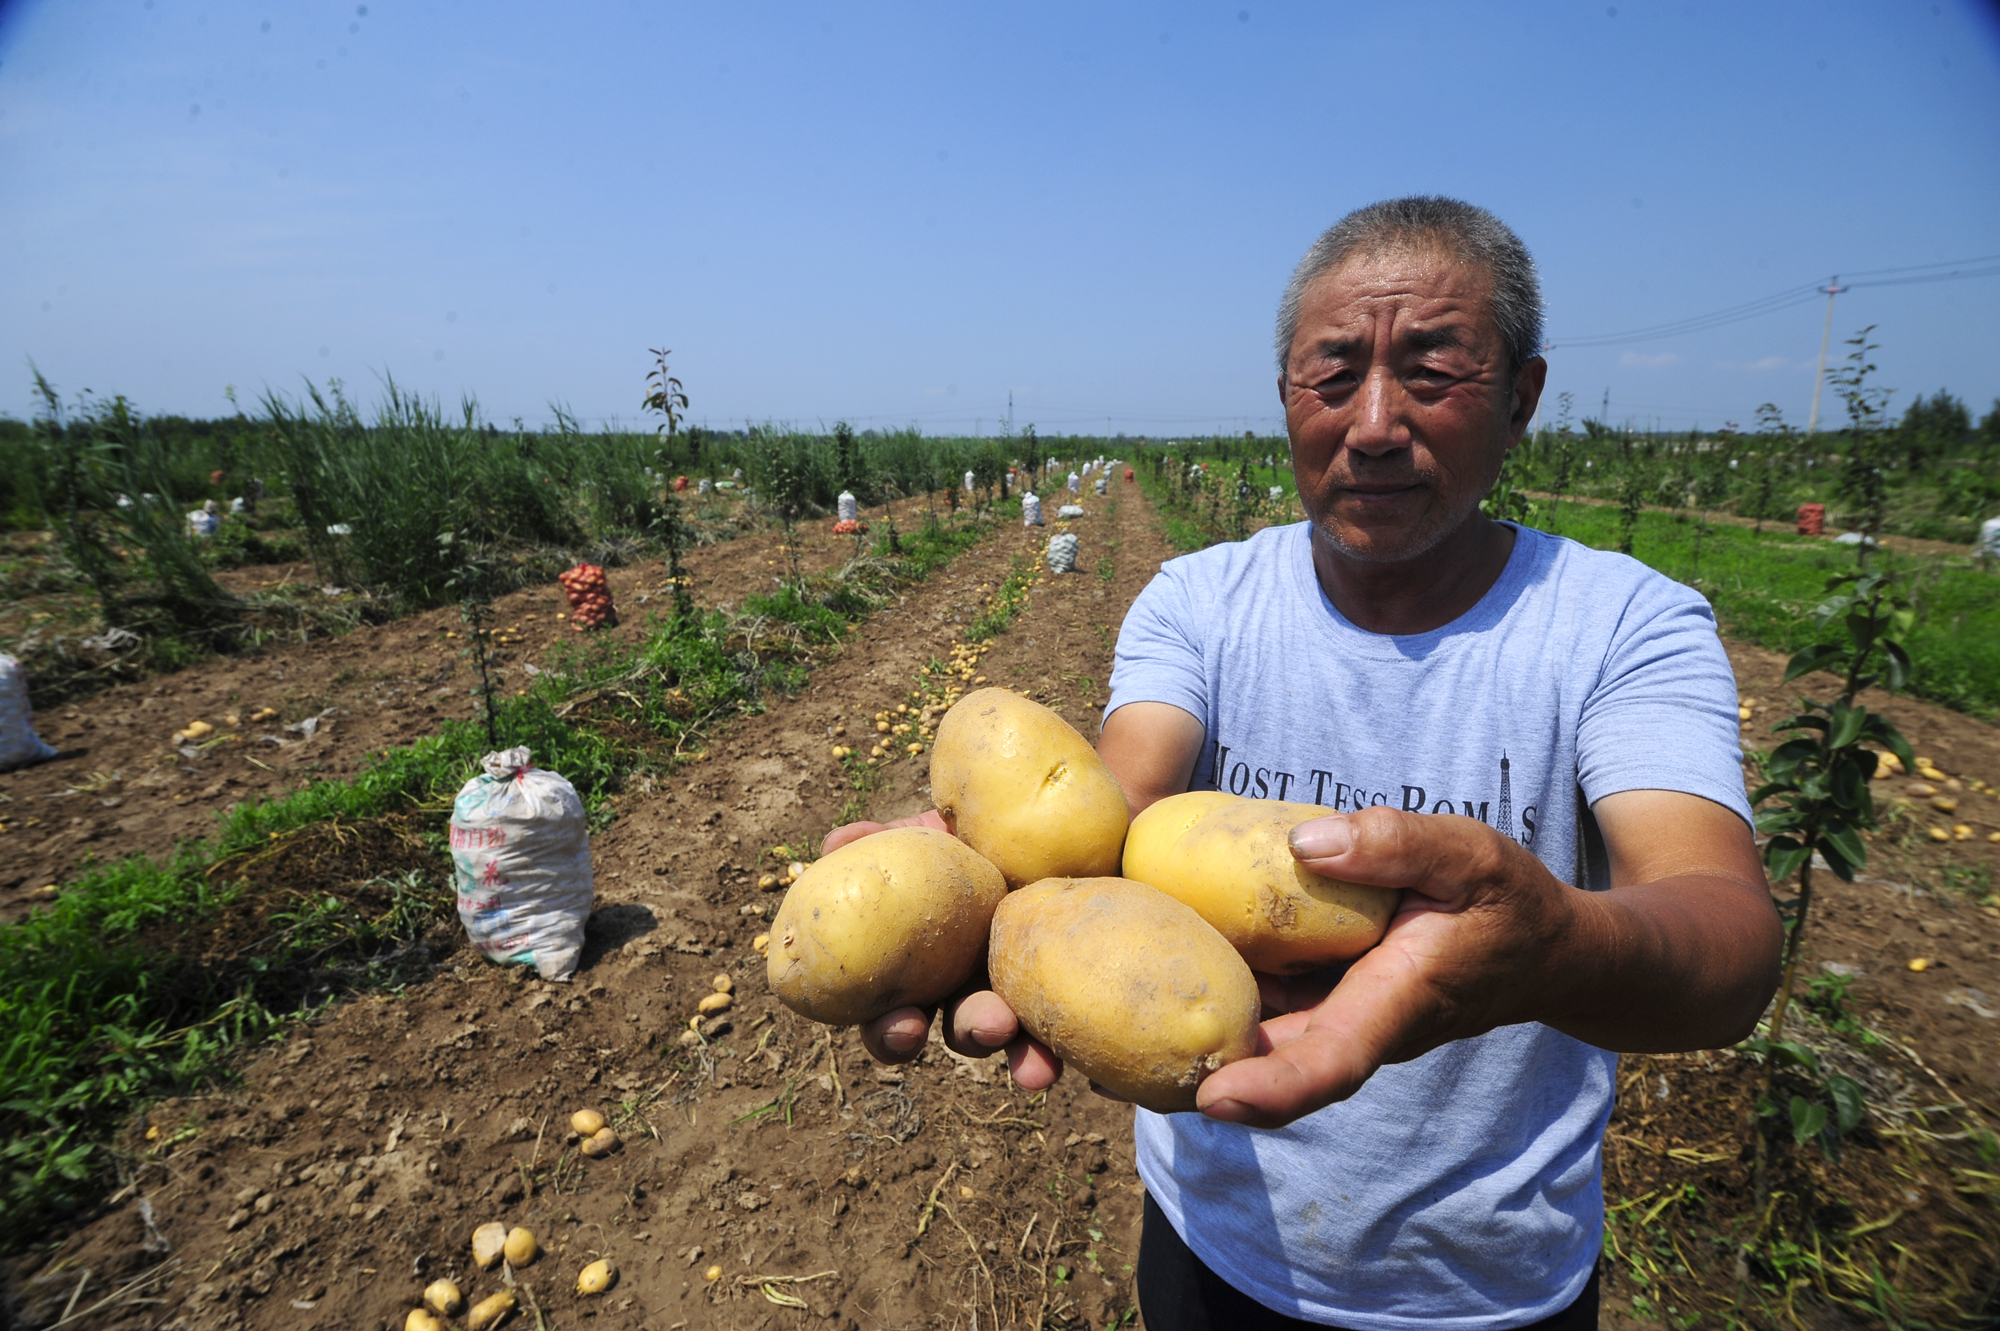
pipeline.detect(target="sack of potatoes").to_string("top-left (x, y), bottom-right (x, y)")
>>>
top-left (764, 687), bottom-right (1400, 1111)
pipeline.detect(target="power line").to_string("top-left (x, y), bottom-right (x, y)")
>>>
top-left (1548, 252), bottom-right (2000, 349)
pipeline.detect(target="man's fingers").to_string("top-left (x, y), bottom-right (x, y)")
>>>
top-left (1195, 1027), bottom-right (1376, 1127)
top-left (822, 809), bottom-right (953, 857)
top-left (859, 1006), bottom-right (931, 1064)
top-left (1006, 1037), bottom-right (1064, 1092)
top-left (945, 989), bottom-right (1022, 1058)
top-left (1287, 806), bottom-right (1512, 905)
top-left (821, 821), bottom-right (888, 856)
top-left (942, 989), bottom-right (1063, 1092)
top-left (1197, 946), bottom-right (1445, 1128)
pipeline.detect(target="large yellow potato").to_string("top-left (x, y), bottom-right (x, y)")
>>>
top-left (931, 687), bottom-right (1130, 887)
top-left (1122, 793), bottom-right (1399, 973)
top-left (988, 877), bottom-right (1260, 1113)
top-left (768, 827), bottom-right (1008, 1025)
top-left (1121, 790), bottom-right (1237, 895)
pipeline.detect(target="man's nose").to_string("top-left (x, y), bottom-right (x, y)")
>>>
top-left (1348, 365), bottom-right (1406, 456)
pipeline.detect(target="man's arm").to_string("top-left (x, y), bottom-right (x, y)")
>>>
top-left (1193, 790), bottom-right (1781, 1128)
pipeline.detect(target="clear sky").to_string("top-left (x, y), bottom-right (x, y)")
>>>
top-left (3, 1), bottom-right (1998, 437)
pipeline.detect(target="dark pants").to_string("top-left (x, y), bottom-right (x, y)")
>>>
top-left (1137, 1194), bottom-right (1600, 1331)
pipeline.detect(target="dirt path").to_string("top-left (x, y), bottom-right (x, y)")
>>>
top-left (4, 480), bottom-right (1175, 1331)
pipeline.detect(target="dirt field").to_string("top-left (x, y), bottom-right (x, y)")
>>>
top-left (5, 487), bottom-right (1997, 1330)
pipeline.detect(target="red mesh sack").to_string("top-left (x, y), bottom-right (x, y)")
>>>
top-left (557, 563), bottom-right (619, 631)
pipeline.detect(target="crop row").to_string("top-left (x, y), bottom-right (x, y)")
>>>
top-left (0, 503), bottom-right (1013, 1245)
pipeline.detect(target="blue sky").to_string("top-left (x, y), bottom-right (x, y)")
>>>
top-left (3, 1), bottom-right (1998, 436)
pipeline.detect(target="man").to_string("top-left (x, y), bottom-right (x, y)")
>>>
top-left (832, 197), bottom-right (1780, 1329)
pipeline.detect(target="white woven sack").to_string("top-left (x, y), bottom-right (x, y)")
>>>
top-left (1980, 517), bottom-right (2000, 560)
top-left (1046, 532), bottom-right (1080, 574)
top-left (449, 747), bottom-right (594, 981)
top-left (0, 654), bottom-right (57, 772)
top-left (837, 491), bottom-right (858, 522)
top-left (1022, 494), bottom-right (1043, 526)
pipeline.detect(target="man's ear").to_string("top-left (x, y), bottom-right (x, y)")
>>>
top-left (1508, 356), bottom-right (1549, 442)
top-left (1276, 372), bottom-right (1289, 407)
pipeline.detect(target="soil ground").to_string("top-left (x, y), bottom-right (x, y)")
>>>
top-left (5, 486), bottom-right (1998, 1330)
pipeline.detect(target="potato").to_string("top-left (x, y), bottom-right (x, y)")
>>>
top-left (697, 991), bottom-right (733, 1015)
top-left (930, 687), bottom-right (1130, 887)
top-left (570, 1108), bottom-right (606, 1137)
top-left (576, 1258), bottom-right (618, 1296)
top-left (581, 1127), bottom-right (621, 1157)
top-left (988, 877), bottom-right (1260, 1113)
top-left (466, 1290), bottom-right (515, 1331)
top-left (1120, 791), bottom-right (1237, 895)
top-left (768, 826), bottom-right (1007, 1025)
top-left (471, 1221), bottom-right (508, 1269)
top-left (422, 1279), bottom-right (463, 1316)
top-left (406, 1311), bottom-right (445, 1331)
top-left (1121, 794), bottom-right (1399, 974)
top-left (503, 1225), bottom-right (538, 1266)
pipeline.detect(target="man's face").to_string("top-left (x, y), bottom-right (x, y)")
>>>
top-left (1281, 246), bottom-right (1543, 565)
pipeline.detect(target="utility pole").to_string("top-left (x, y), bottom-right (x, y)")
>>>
top-left (1805, 277), bottom-right (1848, 435)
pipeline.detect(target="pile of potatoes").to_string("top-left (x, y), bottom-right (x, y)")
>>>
top-left (766, 687), bottom-right (1400, 1112)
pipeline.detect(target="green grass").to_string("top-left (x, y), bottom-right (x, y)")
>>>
top-left (0, 507), bottom-right (1009, 1247)
top-left (966, 552), bottom-right (1039, 640)
top-left (1541, 502), bottom-right (2000, 718)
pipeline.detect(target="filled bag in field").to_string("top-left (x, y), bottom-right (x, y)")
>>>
top-left (558, 562), bottom-right (619, 631)
top-left (1046, 532), bottom-right (1080, 574)
top-left (0, 654), bottom-right (58, 772)
top-left (449, 747), bottom-right (595, 981)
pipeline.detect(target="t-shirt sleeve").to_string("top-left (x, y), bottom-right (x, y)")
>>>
top-left (1575, 577), bottom-right (1753, 827)
top-left (1106, 561), bottom-right (1211, 732)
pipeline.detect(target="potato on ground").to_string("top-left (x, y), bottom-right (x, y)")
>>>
top-left (931, 687), bottom-right (1131, 887)
top-left (768, 827), bottom-right (1007, 1025)
top-left (988, 876), bottom-right (1260, 1113)
top-left (1123, 792), bottom-right (1399, 974)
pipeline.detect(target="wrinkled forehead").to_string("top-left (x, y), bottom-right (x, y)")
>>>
top-left (1295, 243), bottom-right (1498, 340)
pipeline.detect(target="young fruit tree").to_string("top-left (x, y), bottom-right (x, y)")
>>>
top-left (1745, 569), bottom-right (1913, 1184)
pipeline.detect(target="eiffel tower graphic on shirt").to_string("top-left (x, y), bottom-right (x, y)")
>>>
top-left (1495, 752), bottom-right (1515, 842)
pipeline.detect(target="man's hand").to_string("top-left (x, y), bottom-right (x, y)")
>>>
top-left (1193, 794), bottom-right (1778, 1129)
top-left (818, 813), bottom-right (1065, 1087)
top-left (820, 808), bottom-right (950, 856)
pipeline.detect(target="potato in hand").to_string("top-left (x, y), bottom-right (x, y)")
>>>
top-left (989, 876), bottom-right (1260, 1113)
top-left (768, 826), bottom-right (1007, 1025)
top-left (931, 687), bottom-right (1130, 887)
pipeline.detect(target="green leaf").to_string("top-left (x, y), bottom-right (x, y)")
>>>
top-left (1825, 1075), bottom-right (1866, 1135)
top-left (1789, 1095), bottom-right (1828, 1146)
top-left (1763, 838), bottom-right (1811, 884)
top-left (1770, 1040), bottom-right (1820, 1073)
top-left (1827, 703), bottom-right (1865, 750)
top-left (1817, 827), bottom-right (1864, 880)
top-left (1783, 644), bottom-right (1846, 684)
top-left (1881, 641), bottom-right (1911, 693)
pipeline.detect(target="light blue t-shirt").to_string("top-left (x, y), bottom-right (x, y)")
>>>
top-left (1105, 521), bottom-right (1751, 1331)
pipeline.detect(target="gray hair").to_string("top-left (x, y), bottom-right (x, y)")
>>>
top-left (1275, 196), bottom-right (1544, 374)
